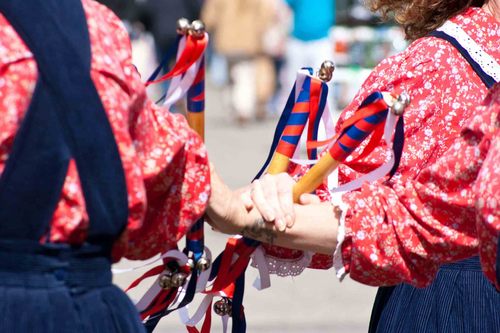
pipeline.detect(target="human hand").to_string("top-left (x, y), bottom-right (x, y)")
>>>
top-left (240, 173), bottom-right (296, 232)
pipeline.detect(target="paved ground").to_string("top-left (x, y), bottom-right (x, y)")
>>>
top-left (113, 83), bottom-right (378, 332)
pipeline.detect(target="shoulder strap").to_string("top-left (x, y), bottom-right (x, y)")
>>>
top-left (429, 21), bottom-right (499, 88)
top-left (0, 0), bottom-right (128, 245)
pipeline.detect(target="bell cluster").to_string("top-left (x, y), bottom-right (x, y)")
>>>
top-left (158, 268), bottom-right (188, 290)
top-left (177, 18), bottom-right (205, 39)
top-left (157, 254), bottom-right (211, 290)
top-left (213, 297), bottom-right (233, 317)
top-left (318, 60), bottom-right (335, 82)
top-left (391, 92), bottom-right (411, 116)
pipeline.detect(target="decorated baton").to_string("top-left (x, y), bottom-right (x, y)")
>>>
top-left (179, 62), bottom-right (335, 333)
top-left (121, 18), bottom-right (212, 333)
top-left (292, 91), bottom-right (410, 201)
top-left (267, 61), bottom-right (334, 174)
top-left (201, 81), bottom-right (410, 332)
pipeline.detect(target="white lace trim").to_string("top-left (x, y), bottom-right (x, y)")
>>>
top-left (437, 21), bottom-right (500, 82)
top-left (250, 249), bottom-right (313, 277)
top-left (331, 192), bottom-right (349, 281)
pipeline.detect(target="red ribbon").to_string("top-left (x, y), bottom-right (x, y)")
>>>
top-left (146, 34), bottom-right (208, 86)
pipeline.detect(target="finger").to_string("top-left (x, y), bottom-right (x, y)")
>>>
top-left (299, 193), bottom-right (322, 205)
top-left (251, 179), bottom-right (276, 222)
top-left (276, 173), bottom-right (295, 227)
top-left (260, 174), bottom-right (287, 231)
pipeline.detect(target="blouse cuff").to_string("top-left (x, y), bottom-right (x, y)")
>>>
top-left (250, 248), bottom-right (313, 277)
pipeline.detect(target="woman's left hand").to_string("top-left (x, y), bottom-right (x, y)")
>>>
top-left (240, 173), bottom-right (296, 232)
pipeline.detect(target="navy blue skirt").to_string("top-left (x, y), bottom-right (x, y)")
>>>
top-left (369, 256), bottom-right (500, 333)
top-left (0, 242), bottom-right (145, 333)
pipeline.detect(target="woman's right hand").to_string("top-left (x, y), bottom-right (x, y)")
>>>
top-left (240, 173), bottom-right (297, 232)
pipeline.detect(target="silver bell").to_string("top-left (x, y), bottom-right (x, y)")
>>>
top-left (171, 272), bottom-right (188, 288)
top-left (213, 298), bottom-right (232, 316)
top-left (196, 256), bottom-right (211, 272)
top-left (190, 20), bottom-right (205, 39)
top-left (392, 92), bottom-right (411, 116)
top-left (318, 60), bottom-right (335, 82)
top-left (177, 17), bottom-right (190, 35)
top-left (187, 258), bottom-right (195, 271)
top-left (158, 271), bottom-right (173, 289)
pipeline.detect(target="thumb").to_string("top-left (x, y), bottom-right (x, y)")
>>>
top-left (240, 190), bottom-right (254, 211)
top-left (299, 193), bottom-right (321, 205)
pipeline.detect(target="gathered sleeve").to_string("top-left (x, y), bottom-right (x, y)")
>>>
top-left (336, 51), bottom-right (496, 286)
top-left (92, 3), bottom-right (211, 260)
top-left (471, 86), bottom-right (500, 289)
top-left (124, 50), bottom-right (210, 260)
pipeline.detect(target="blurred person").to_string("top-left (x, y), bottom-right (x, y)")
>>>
top-left (95, 0), bottom-right (138, 22)
top-left (211, 1), bottom-right (500, 332)
top-left (140, 0), bottom-right (203, 64)
top-left (262, 0), bottom-right (293, 117)
top-left (0, 0), bottom-right (285, 331)
top-left (202, 0), bottom-right (275, 125)
top-left (280, 0), bottom-right (335, 110)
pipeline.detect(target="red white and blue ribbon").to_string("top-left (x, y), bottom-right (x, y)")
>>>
top-left (183, 69), bottom-right (333, 333)
top-left (201, 88), bottom-right (406, 332)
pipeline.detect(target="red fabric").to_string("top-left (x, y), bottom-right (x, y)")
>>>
top-left (0, 0), bottom-right (211, 261)
top-left (259, 7), bottom-right (500, 286)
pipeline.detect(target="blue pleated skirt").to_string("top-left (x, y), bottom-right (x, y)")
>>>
top-left (369, 256), bottom-right (500, 333)
top-left (0, 242), bottom-right (145, 333)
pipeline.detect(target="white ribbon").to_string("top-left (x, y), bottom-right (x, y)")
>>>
top-left (179, 294), bottom-right (214, 327)
top-left (251, 246), bottom-right (271, 290)
top-left (161, 33), bottom-right (209, 109)
top-left (130, 249), bottom-right (189, 311)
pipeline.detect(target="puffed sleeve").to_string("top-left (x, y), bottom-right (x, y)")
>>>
top-left (92, 2), bottom-right (211, 260)
top-left (336, 38), bottom-right (492, 286)
top-left (471, 85), bottom-right (500, 289)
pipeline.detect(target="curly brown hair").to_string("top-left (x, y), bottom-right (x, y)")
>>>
top-left (365, 0), bottom-right (486, 40)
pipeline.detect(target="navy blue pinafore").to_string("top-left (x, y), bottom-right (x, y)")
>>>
top-left (0, 1), bottom-right (145, 332)
top-left (368, 26), bottom-right (500, 333)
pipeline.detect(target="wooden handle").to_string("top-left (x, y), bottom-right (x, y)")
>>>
top-left (187, 112), bottom-right (205, 141)
top-left (292, 153), bottom-right (340, 202)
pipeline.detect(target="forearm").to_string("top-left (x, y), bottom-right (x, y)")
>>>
top-left (207, 168), bottom-right (338, 254)
top-left (241, 203), bottom-right (338, 254)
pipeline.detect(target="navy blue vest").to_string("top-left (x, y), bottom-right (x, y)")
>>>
top-left (0, 0), bottom-right (128, 249)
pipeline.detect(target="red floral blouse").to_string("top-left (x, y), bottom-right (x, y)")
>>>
top-left (255, 7), bottom-right (500, 287)
top-left (337, 7), bottom-right (499, 287)
top-left (0, 0), bottom-right (211, 261)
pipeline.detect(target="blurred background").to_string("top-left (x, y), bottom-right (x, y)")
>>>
top-left (98, 0), bottom-right (408, 331)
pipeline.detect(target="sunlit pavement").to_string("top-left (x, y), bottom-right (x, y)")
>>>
top-left (113, 83), bottom-right (377, 333)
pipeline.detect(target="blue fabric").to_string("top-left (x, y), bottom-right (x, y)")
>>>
top-left (389, 115), bottom-right (405, 178)
top-left (0, 242), bottom-right (145, 333)
top-left (309, 83), bottom-right (328, 160)
top-left (0, 1), bottom-right (141, 332)
top-left (369, 256), bottom-right (500, 333)
top-left (285, 0), bottom-right (334, 41)
top-left (0, 0), bottom-right (128, 244)
top-left (497, 238), bottom-right (500, 286)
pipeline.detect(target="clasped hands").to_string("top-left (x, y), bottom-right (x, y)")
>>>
top-left (206, 166), bottom-right (340, 255)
